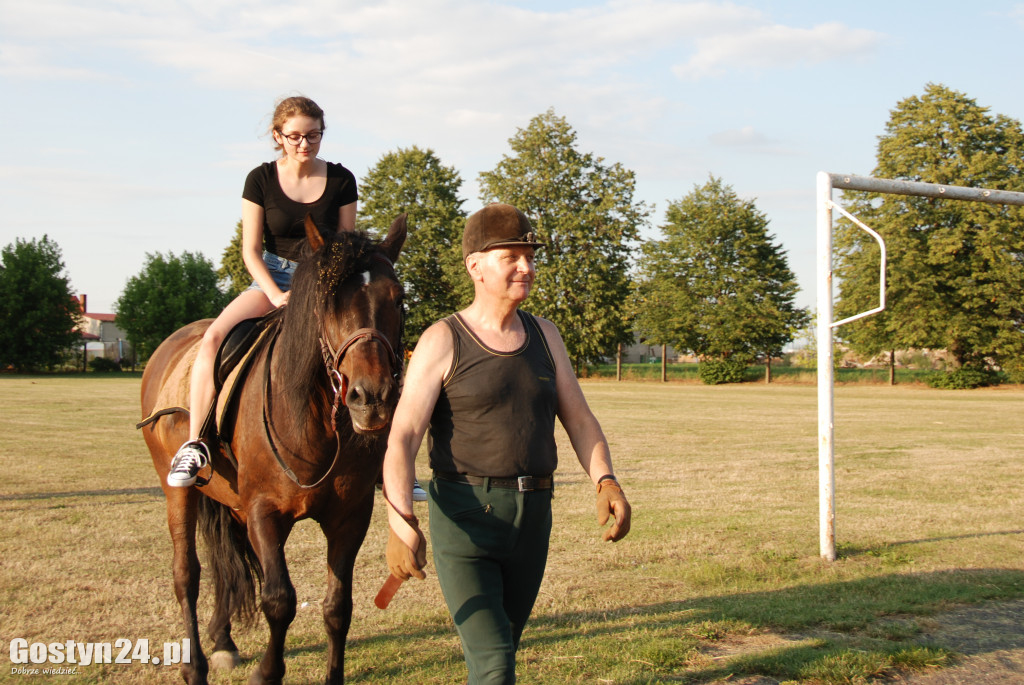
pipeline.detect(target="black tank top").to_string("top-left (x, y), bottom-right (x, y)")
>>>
top-left (428, 310), bottom-right (559, 477)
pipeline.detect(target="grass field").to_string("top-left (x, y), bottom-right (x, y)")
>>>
top-left (1, 375), bottom-right (1022, 684)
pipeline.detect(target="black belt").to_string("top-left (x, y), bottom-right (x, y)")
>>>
top-left (434, 471), bottom-right (553, 492)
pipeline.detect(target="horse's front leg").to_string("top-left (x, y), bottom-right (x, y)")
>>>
top-left (166, 487), bottom-right (209, 685)
top-left (320, 500), bottom-right (374, 684)
top-left (246, 505), bottom-right (296, 685)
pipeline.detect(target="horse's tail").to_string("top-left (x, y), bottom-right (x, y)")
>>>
top-left (198, 496), bottom-right (263, 625)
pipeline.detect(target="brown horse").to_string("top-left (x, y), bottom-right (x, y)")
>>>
top-left (139, 215), bottom-right (406, 684)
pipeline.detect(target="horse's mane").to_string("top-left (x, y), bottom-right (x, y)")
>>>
top-left (272, 230), bottom-right (385, 432)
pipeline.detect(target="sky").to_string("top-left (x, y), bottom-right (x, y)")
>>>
top-left (3, 0), bottom-right (1024, 315)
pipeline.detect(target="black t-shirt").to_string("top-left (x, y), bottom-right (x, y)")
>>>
top-left (241, 161), bottom-right (358, 261)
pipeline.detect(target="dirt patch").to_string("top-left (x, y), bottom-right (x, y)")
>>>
top-left (894, 599), bottom-right (1024, 684)
top-left (699, 600), bottom-right (1024, 684)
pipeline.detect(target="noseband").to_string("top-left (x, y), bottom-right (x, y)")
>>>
top-left (320, 327), bottom-right (400, 427)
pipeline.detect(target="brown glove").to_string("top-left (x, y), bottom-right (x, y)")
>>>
top-left (596, 477), bottom-right (631, 542)
top-left (386, 515), bottom-right (427, 581)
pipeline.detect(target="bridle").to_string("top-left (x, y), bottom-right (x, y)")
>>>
top-left (319, 326), bottom-right (400, 430)
top-left (262, 250), bottom-right (404, 489)
top-left (318, 251), bottom-right (403, 430)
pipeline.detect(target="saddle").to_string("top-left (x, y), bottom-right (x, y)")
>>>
top-left (135, 315), bottom-right (277, 476)
top-left (200, 316), bottom-right (278, 465)
top-left (214, 316), bottom-right (275, 391)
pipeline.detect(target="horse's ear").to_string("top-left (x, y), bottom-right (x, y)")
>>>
top-left (305, 214), bottom-right (325, 251)
top-left (381, 213), bottom-right (407, 263)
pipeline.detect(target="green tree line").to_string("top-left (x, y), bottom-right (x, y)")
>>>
top-left (835, 83), bottom-right (1024, 385)
top-left (4, 84), bottom-right (1022, 384)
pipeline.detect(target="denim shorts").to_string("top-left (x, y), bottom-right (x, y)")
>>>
top-left (246, 251), bottom-right (298, 293)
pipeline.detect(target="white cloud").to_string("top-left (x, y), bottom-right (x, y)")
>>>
top-left (673, 21), bottom-right (884, 80)
top-left (0, 0), bottom-right (886, 161)
top-left (0, 165), bottom-right (176, 204)
top-left (710, 125), bottom-right (769, 146)
top-left (0, 44), bottom-right (113, 81)
top-left (0, 1), bottom-right (879, 95)
top-left (708, 126), bottom-right (804, 159)
top-left (1009, 4), bottom-right (1024, 26)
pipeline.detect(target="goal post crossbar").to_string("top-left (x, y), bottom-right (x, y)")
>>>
top-left (829, 173), bottom-right (1024, 206)
top-left (816, 172), bottom-right (1024, 562)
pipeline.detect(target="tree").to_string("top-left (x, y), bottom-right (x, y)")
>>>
top-left (632, 177), bottom-right (808, 380)
top-left (115, 252), bottom-right (229, 360)
top-left (835, 84), bottom-right (1024, 376)
top-left (478, 109), bottom-right (649, 368)
top-left (359, 146), bottom-right (469, 342)
top-left (217, 220), bottom-right (249, 298)
top-left (0, 236), bottom-right (81, 371)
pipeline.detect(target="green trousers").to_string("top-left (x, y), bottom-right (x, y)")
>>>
top-left (428, 476), bottom-right (553, 684)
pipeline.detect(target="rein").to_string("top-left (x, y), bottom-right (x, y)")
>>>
top-left (262, 333), bottom-right (342, 489)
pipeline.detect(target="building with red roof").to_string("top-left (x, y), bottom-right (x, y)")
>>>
top-left (75, 295), bottom-right (134, 365)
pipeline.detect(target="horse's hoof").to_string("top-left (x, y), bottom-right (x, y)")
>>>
top-left (209, 650), bottom-right (241, 670)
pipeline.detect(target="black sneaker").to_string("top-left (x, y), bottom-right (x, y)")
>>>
top-left (167, 440), bottom-right (210, 487)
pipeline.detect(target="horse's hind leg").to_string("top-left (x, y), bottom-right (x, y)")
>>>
top-left (200, 498), bottom-right (258, 672)
top-left (166, 488), bottom-right (209, 685)
top-left (320, 501), bottom-right (374, 685)
top-left (207, 590), bottom-right (241, 671)
top-left (246, 506), bottom-right (296, 685)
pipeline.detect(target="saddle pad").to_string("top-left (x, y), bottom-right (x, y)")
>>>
top-left (215, 322), bottom-right (276, 440)
top-left (215, 316), bottom-right (274, 389)
top-left (151, 340), bottom-right (201, 416)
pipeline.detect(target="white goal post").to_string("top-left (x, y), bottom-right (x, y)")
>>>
top-left (816, 171), bottom-right (1024, 561)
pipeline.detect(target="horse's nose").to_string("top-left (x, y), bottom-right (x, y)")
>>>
top-left (345, 379), bottom-right (393, 409)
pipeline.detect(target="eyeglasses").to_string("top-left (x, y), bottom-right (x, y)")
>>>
top-left (279, 130), bottom-right (323, 146)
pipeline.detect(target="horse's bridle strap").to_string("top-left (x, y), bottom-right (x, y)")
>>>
top-left (318, 327), bottom-right (400, 427)
top-left (323, 327), bottom-right (399, 371)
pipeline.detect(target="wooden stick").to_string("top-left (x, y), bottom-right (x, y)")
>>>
top-left (374, 573), bottom-right (404, 610)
